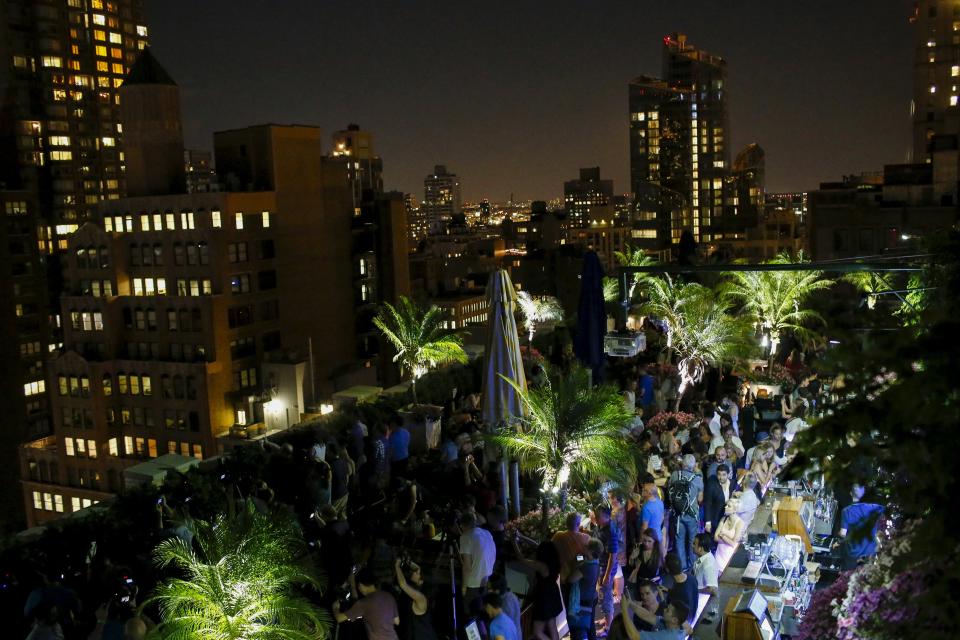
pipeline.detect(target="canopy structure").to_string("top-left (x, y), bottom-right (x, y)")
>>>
top-left (481, 269), bottom-right (527, 426)
top-left (574, 250), bottom-right (607, 383)
top-left (481, 269), bottom-right (527, 516)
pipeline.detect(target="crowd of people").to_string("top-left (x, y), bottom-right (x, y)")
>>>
top-left (14, 350), bottom-right (887, 640)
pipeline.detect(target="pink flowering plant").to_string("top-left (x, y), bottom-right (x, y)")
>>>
top-left (645, 411), bottom-right (697, 434)
top-left (744, 364), bottom-right (796, 386)
top-left (795, 570), bottom-right (851, 640)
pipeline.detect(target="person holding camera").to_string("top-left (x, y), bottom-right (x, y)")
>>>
top-left (566, 538), bottom-right (602, 640)
top-left (394, 557), bottom-right (437, 640)
top-left (333, 568), bottom-right (400, 640)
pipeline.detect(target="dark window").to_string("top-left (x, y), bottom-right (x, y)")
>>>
top-left (257, 270), bottom-right (277, 290)
top-left (262, 330), bottom-right (281, 351)
top-left (260, 239), bottom-right (275, 259)
top-left (228, 305), bottom-right (253, 328)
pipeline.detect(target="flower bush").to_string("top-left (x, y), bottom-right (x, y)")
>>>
top-left (745, 364), bottom-right (796, 386)
top-left (505, 493), bottom-right (593, 541)
top-left (645, 411), bottom-right (697, 433)
top-left (795, 570), bottom-right (851, 640)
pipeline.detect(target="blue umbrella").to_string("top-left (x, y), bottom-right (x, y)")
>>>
top-left (574, 250), bottom-right (606, 383)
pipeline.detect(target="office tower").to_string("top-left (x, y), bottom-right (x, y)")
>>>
top-left (184, 149), bottom-right (217, 194)
top-left (629, 33), bottom-right (729, 248)
top-left (404, 193), bottom-right (427, 248)
top-left (718, 143), bottom-right (765, 238)
top-left (423, 165), bottom-right (461, 234)
top-left (17, 53), bottom-right (373, 527)
top-left (563, 167), bottom-right (614, 228)
top-left (0, 0), bottom-right (149, 237)
top-left (910, 1), bottom-right (960, 163)
top-left (327, 124), bottom-right (384, 214)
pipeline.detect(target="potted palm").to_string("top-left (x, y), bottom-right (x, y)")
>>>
top-left (488, 364), bottom-right (633, 536)
top-left (374, 295), bottom-right (468, 450)
top-left (641, 276), bottom-right (752, 409)
top-left (719, 252), bottom-right (834, 365)
top-left (147, 502), bottom-right (330, 639)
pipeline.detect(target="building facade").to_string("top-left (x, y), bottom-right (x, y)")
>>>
top-left (563, 167), bottom-right (614, 229)
top-left (423, 165), bottom-right (461, 235)
top-left (910, 0), bottom-right (960, 163)
top-left (629, 33), bottom-right (730, 249)
top-left (327, 124), bottom-right (383, 215)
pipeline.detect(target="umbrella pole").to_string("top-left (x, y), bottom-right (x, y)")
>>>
top-left (499, 459), bottom-right (509, 515)
top-left (510, 460), bottom-right (521, 518)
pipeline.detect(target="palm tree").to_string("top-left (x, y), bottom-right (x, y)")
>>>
top-left (641, 276), bottom-right (751, 408)
top-left (147, 503), bottom-right (329, 640)
top-left (516, 291), bottom-right (564, 343)
top-left (719, 252), bottom-right (834, 361)
top-left (373, 295), bottom-right (468, 403)
top-left (613, 244), bottom-right (657, 303)
top-left (488, 365), bottom-right (634, 527)
top-left (845, 270), bottom-right (897, 311)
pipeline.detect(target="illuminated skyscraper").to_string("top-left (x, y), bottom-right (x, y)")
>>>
top-left (910, 1), bottom-right (960, 163)
top-left (563, 167), bottom-right (614, 228)
top-left (0, 0), bottom-right (149, 530)
top-left (629, 33), bottom-right (729, 248)
top-left (423, 165), bottom-right (461, 234)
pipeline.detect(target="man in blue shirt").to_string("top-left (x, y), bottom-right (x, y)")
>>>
top-left (838, 484), bottom-right (884, 569)
top-left (638, 366), bottom-right (656, 414)
top-left (387, 416), bottom-right (411, 478)
top-left (621, 588), bottom-right (690, 640)
top-left (483, 592), bottom-right (520, 640)
top-left (639, 482), bottom-right (665, 544)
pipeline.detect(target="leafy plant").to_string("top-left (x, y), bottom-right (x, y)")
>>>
top-left (373, 295), bottom-right (468, 402)
top-left (147, 502), bottom-right (329, 640)
top-left (516, 291), bottom-right (564, 343)
top-left (613, 244), bottom-right (657, 302)
top-left (641, 276), bottom-right (752, 408)
top-left (719, 252), bottom-right (834, 360)
top-left (487, 365), bottom-right (634, 494)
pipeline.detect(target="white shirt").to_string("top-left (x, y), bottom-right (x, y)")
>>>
top-left (310, 442), bottom-right (326, 462)
top-left (709, 435), bottom-right (744, 455)
top-left (785, 417), bottom-right (808, 441)
top-left (694, 551), bottom-right (719, 590)
top-left (719, 479), bottom-right (731, 504)
top-left (709, 412), bottom-right (722, 437)
top-left (460, 527), bottom-right (497, 588)
top-left (735, 488), bottom-right (761, 524)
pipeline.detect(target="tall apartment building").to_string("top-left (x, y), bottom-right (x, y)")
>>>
top-left (0, 0), bottom-right (149, 237)
top-left (423, 165), bottom-right (461, 235)
top-left (629, 33), bottom-right (730, 248)
top-left (910, 1), bottom-right (960, 163)
top-left (16, 52), bottom-right (399, 527)
top-left (0, 0), bottom-right (148, 529)
top-left (1, 191), bottom-right (53, 526)
top-left (404, 193), bottom-right (427, 248)
top-left (563, 167), bottom-right (614, 229)
top-left (326, 124), bottom-right (383, 214)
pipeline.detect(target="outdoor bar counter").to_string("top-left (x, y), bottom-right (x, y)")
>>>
top-left (691, 480), bottom-right (835, 640)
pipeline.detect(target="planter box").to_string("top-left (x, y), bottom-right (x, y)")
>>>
top-left (399, 404), bottom-right (443, 453)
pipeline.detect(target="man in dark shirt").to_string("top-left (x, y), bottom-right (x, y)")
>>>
top-left (663, 553), bottom-right (698, 625)
top-left (333, 568), bottom-right (400, 640)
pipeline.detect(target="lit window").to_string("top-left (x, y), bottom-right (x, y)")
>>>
top-left (165, 213), bottom-right (176, 230)
top-left (109, 32), bottom-right (122, 44)
top-left (236, 409), bottom-right (247, 425)
top-left (952, 96), bottom-right (959, 106)
top-left (930, 85), bottom-right (937, 94)
top-left (43, 493), bottom-right (53, 511)
top-left (137, 25), bottom-right (148, 36)
top-left (235, 212), bottom-right (244, 229)
top-left (124, 436), bottom-right (133, 455)
top-left (41, 56), bottom-right (63, 68)
top-left (54, 495), bottom-right (64, 513)
top-left (33, 492), bottom-right (42, 510)
top-left (928, 39), bottom-right (936, 47)
top-left (101, 136), bottom-right (115, 147)
top-left (133, 278), bottom-right (143, 295)
top-left (108, 438), bottom-right (118, 456)
top-left (261, 211), bottom-right (270, 228)
top-left (153, 213), bottom-right (162, 229)
top-left (49, 135), bottom-right (71, 146)
top-left (65, 438), bottom-right (75, 456)
top-left (953, 65), bottom-right (960, 77)
top-left (50, 150), bottom-right (73, 161)
top-left (71, 497), bottom-right (80, 512)
top-left (212, 210), bottom-right (222, 228)
top-left (93, 14), bottom-right (106, 25)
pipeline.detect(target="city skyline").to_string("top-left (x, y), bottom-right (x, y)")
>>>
top-left (147, 0), bottom-right (913, 201)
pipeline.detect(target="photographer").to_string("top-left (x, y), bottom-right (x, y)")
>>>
top-left (394, 557), bottom-right (438, 640)
top-left (333, 568), bottom-right (400, 640)
top-left (566, 539), bottom-right (602, 640)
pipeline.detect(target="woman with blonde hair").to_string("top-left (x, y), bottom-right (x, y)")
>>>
top-left (750, 444), bottom-right (777, 487)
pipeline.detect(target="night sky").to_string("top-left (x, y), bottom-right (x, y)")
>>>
top-left (148, 1), bottom-right (913, 202)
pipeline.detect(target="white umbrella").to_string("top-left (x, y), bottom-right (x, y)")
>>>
top-left (481, 269), bottom-right (527, 515)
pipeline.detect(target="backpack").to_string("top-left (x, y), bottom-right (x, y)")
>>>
top-left (669, 471), bottom-right (696, 517)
